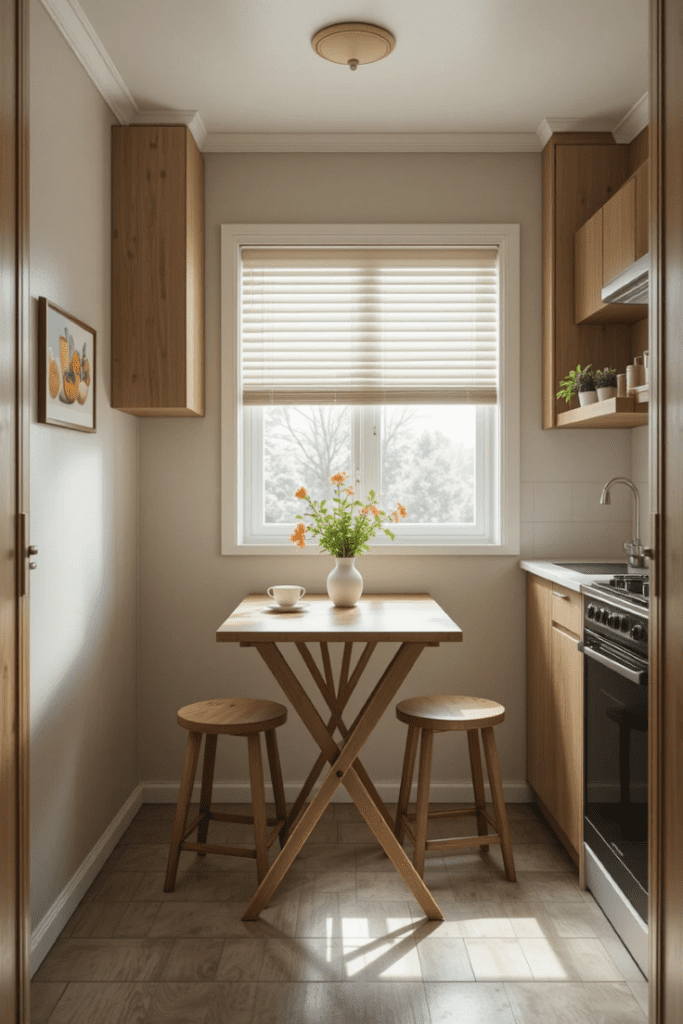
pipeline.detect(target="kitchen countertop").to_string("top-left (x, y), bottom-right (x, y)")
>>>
top-left (519, 558), bottom-right (632, 593)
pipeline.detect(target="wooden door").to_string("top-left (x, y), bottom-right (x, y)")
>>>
top-left (550, 624), bottom-right (582, 854)
top-left (650, 0), bottom-right (683, 1019)
top-left (0, 0), bottom-right (30, 1019)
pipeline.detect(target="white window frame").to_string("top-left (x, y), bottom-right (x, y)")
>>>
top-left (221, 223), bottom-right (520, 556)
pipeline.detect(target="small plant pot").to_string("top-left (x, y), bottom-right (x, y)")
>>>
top-left (597, 387), bottom-right (617, 402)
top-left (578, 391), bottom-right (598, 406)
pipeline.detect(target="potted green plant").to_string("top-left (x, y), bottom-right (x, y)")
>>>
top-left (556, 364), bottom-right (593, 407)
top-left (576, 366), bottom-right (598, 406)
top-left (594, 367), bottom-right (618, 401)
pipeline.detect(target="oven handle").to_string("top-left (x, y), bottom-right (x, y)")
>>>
top-left (577, 640), bottom-right (648, 686)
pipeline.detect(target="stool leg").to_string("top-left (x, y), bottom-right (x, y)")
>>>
top-left (197, 733), bottom-right (217, 854)
top-left (265, 728), bottom-right (289, 848)
top-left (467, 729), bottom-right (490, 853)
top-left (481, 726), bottom-right (516, 882)
top-left (395, 724), bottom-right (420, 846)
top-left (413, 728), bottom-right (434, 879)
top-left (164, 731), bottom-right (202, 891)
top-left (247, 732), bottom-right (270, 884)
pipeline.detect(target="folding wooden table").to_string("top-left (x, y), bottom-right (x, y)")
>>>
top-left (216, 593), bottom-right (463, 921)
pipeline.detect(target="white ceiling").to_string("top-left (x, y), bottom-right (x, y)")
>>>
top-left (73, 0), bottom-right (647, 140)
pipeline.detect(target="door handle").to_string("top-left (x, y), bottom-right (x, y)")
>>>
top-left (552, 591), bottom-right (569, 599)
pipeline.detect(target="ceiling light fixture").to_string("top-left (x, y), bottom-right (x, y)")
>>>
top-left (311, 22), bottom-right (395, 71)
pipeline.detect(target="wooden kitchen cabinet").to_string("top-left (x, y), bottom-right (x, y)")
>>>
top-left (543, 130), bottom-right (649, 428)
top-left (574, 163), bottom-right (648, 325)
top-left (112, 125), bottom-right (204, 416)
top-left (527, 574), bottom-right (583, 863)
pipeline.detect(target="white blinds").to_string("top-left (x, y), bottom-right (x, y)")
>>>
top-left (240, 246), bottom-right (499, 406)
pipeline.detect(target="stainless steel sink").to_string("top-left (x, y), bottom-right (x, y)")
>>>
top-left (552, 562), bottom-right (630, 575)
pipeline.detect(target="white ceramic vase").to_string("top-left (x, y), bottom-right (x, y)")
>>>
top-left (578, 391), bottom-right (598, 406)
top-left (326, 557), bottom-right (363, 607)
top-left (597, 386), bottom-right (617, 402)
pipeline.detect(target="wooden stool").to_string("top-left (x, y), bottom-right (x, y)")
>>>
top-left (394, 695), bottom-right (516, 881)
top-left (164, 698), bottom-right (289, 891)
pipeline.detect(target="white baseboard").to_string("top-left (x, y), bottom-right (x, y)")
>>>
top-left (141, 779), bottom-right (533, 804)
top-left (30, 785), bottom-right (143, 976)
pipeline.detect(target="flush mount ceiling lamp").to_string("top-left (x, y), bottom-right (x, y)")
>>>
top-left (311, 22), bottom-right (395, 71)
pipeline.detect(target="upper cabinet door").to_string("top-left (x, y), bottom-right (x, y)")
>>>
top-left (602, 176), bottom-right (637, 286)
top-left (112, 126), bottom-right (205, 417)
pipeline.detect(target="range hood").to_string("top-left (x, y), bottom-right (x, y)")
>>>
top-left (601, 254), bottom-right (649, 305)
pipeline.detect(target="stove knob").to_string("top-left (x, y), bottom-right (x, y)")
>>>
top-left (630, 623), bottom-right (647, 642)
top-left (609, 614), bottom-right (622, 630)
top-left (587, 604), bottom-right (597, 619)
top-left (620, 617), bottom-right (630, 632)
top-left (598, 609), bottom-right (608, 624)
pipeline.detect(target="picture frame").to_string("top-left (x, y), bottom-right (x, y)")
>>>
top-left (38, 297), bottom-right (96, 432)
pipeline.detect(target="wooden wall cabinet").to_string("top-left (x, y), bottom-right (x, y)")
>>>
top-left (112, 125), bottom-right (204, 416)
top-left (526, 574), bottom-right (583, 863)
top-left (542, 130), bottom-right (649, 428)
top-left (574, 160), bottom-right (649, 325)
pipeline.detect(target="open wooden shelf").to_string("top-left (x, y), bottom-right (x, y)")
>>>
top-left (556, 396), bottom-right (649, 428)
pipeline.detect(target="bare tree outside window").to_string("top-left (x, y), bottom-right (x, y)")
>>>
top-left (262, 404), bottom-right (476, 526)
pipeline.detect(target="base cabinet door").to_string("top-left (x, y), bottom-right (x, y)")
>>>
top-left (551, 623), bottom-right (583, 852)
top-left (527, 574), bottom-right (584, 862)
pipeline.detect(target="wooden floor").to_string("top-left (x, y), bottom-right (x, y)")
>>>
top-left (31, 802), bottom-right (648, 1023)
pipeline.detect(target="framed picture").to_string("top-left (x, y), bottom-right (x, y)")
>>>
top-left (38, 298), bottom-right (96, 432)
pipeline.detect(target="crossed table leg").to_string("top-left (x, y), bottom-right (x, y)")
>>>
top-left (240, 639), bottom-right (444, 922)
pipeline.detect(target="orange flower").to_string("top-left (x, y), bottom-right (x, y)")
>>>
top-left (330, 471), bottom-right (349, 485)
top-left (295, 486), bottom-right (307, 499)
top-left (391, 511), bottom-right (399, 523)
top-left (290, 522), bottom-right (306, 547)
top-left (345, 487), bottom-right (355, 495)
top-left (397, 503), bottom-right (407, 519)
top-left (370, 505), bottom-right (381, 518)
top-left (360, 506), bottom-right (370, 516)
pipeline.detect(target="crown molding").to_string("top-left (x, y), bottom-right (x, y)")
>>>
top-left (203, 132), bottom-right (543, 154)
top-left (131, 110), bottom-right (208, 151)
top-left (40, 0), bottom-right (137, 124)
top-left (536, 115), bottom-right (618, 147)
top-left (612, 93), bottom-right (649, 144)
top-left (537, 95), bottom-right (650, 148)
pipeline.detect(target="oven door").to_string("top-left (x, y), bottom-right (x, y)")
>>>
top-left (580, 629), bottom-right (648, 922)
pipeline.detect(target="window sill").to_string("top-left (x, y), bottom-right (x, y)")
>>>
top-left (222, 541), bottom-right (520, 557)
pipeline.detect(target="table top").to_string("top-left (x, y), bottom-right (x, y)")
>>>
top-left (216, 593), bottom-right (463, 644)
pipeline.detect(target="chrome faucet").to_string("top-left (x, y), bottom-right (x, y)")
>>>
top-left (599, 477), bottom-right (646, 569)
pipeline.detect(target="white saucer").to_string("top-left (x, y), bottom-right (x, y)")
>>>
top-left (264, 601), bottom-right (308, 613)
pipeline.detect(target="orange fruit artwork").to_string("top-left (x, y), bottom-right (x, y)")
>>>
top-left (72, 350), bottom-right (81, 381)
top-left (62, 369), bottom-right (78, 403)
top-left (47, 347), bottom-right (60, 399)
top-left (82, 358), bottom-right (90, 387)
top-left (59, 333), bottom-right (69, 374)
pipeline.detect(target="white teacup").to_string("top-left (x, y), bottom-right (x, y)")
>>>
top-left (267, 585), bottom-right (306, 608)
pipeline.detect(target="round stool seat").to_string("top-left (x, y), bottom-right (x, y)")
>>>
top-left (396, 695), bottom-right (505, 732)
top-left (178, 698), bottom-right (287, 736)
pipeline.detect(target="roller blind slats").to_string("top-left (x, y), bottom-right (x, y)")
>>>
top-left (240, 246), bottom-right (499, 406)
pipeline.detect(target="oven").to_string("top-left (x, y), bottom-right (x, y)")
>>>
top-left (580, 578), bottom-right (648, 925)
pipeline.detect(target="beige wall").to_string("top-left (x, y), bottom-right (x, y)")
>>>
top-left (30, 0), bottom-right (139, 929)
top-left (138, 151), bottom-right (634, 800)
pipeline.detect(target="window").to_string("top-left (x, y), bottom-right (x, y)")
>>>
top-left (221, 225), bottom-right (519, 555)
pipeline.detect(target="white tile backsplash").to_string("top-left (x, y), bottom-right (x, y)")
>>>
top-left (570, 482), bottom-right (632, 523)
top-left (531, 521), bottom-right (629, 560)
top-left (533, 482), bottom-right (573, 523)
